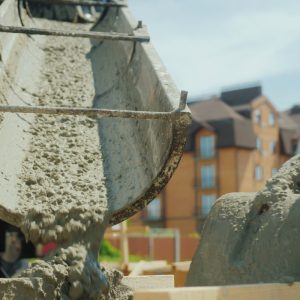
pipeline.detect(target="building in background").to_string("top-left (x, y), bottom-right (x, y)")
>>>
top-left (131, 85), bottom-right (300, 234)
top-left (280, 105), bottom-right (300, 155)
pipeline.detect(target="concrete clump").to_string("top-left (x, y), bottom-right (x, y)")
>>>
top-left (12, 20), bottom-right (133, 299)
top-left (187, 154), bottom-right (300, 287)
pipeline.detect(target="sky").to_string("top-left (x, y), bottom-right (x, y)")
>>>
top-left (129, 0), bottom-right (300, 111)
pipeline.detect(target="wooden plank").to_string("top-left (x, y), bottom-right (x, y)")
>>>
top-left (127, 260), bottom-right (172, 277)
top-left (173, 270), bottom-right (188, 288)
top-left (107, 225), bottom-right (150, 234)
top-left (172, 261), bottom-right (191, 287)
top-left (143, 266), bottom-right (173, 276)
top-left (129, 261), bottom-right (146, 277)
top-left (128, 261), bottom-right (169, 274)
top-left (172, 261), bottom-right (191, 271)
top-left (123, 275), bottom-right (174, 290)
top-left (120, 221), bottom-right (129, 270)
top-left (133, 282), bottom-right (300, 300)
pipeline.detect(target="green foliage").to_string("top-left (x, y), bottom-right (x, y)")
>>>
top-left (99, 240), bottom-right (146, 262)
top-left (128, 254), bottom-right (145, 262)
top-left (99, 240), bottom-right (121, 259)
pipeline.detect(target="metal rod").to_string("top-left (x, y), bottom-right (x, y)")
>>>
top-left (0, 105), bottom-right (176, 120)
top-left (179, 90), bottom-right (188, 110)
top-left (26, 0), bottom-right (127, 7)
top-left (174, 229), bottom-right (181, 263)
top-left (0, 25), bottom-right (150, 42)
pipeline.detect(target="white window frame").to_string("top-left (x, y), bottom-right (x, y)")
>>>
top-left (147, 198), bottom-right (162, 221)
top-left (269, 112), bottom-right (275, 127)
top-left (269, 141), bottom-right (277, 154)
top-left (256, 137), bottom-right (262, 151)
top-left (201, 194), bottom-right (216, 217)
top-left (255, 165), bottom-right (263, 181)
top-left (201, 165), bottom-right (216, 189)
top-left (254, 109), bottom-right (261, 124)
top-left (200, 136), bottom-right (215, 159)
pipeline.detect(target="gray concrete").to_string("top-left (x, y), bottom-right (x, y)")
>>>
top-left (0, 0), bottom-right (47, 225)
top-left (0, 1), bottom-right (190, 298)
top-left (0, 0), bottom-right (191, 228)
top-left (90, 6), bottom-right (191, 223)
top-left (187, 154), bottom-right (300, 287)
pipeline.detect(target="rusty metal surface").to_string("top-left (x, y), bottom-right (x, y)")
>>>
top-left (0, 91), bottom-right (187, 121)
top-left (0, 24), bottom-right (150, 42)
top-left (26, 0), bottom-right (126, 7)
top-left (0, 104), bottom-right (181, 120)
top-left (110, 111), bottom-right (191, 224)
top-left (89, 6), bottom-right (192, 224)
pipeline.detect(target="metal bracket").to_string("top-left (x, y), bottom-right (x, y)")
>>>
top-left (179, 91), bottom-right (188, 111)
top-left (0, 91), bottom-right (188, 120)
top-left (0, 105), bottom-right (178, 120)
top-left (25, 0), bottom-right (127, 7)
top-left (0, 25), bottom-right (150, 42)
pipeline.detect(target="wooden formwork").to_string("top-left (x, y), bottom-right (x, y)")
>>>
top-left (171, 261), bottom-right (191, 287)
top-left (0, 275), bottom-right (298, 299)
top-left (133, 282), bottom-right (300, 300)
top-left (123, 275), bottom-right (174, 290)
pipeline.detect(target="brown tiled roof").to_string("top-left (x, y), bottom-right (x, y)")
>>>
top-left (290, 105), bottom-right (300, 115)
top-left (231, 104), bottom-right (252, 119)
top-left (280, 112), bottom-right (298, 129)
top-left (189, 97), bottom-right (244, 122)
top-left (210, 118), bottom-right (256, 149)
top-left (221, 85), bottom-right (262, 106)
top-left (185, 120), bottom-right (213, 151)
top-left (186, 87), bottom-right (299, 155)
top-left (280, 105), bottom-right (300, 155)
top-left (280, 128), bottom-right (299, 155)
top-left (291, 114), bottom-right (300, 125)
top-left (185, 98), bottom-right (256, 151)
top-left (233, 119), bottom-right (257, 148)
top-left (289, 105), bottom-right (300, 125)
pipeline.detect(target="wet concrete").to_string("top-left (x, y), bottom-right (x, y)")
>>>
top-left (0, 0), bottom-right (190, 298)
top-left (187, 155), bottom-right (300, 287)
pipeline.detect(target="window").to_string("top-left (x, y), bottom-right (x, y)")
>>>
top-left (269, 141), bottom-right (277, 154)
top-left (147, 198), bottom-right (162, 221)
top-left (269, 112), bottom-right (275, 127)
top-left (272, 168), bottom-right (278, 176)
top-left (201, 194), bottom-right (216, 217)
top-left (201, 165), bottom-right (216, 188)
top-left (256, 137), bottom-right (262, 151)
top-left (255, 165), bottom-right (263, 181)
top-left (292, 139), bottom-right (299, 155)
top-left (254, 110), bottom-right (261, 124)
top-left (200, 136), bottom-right (215, 159)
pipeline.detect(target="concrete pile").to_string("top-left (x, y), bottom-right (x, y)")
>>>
top-left (0, 0), bottom-right (191, 298)
top-left (187, 155), bottom-right (300, 286)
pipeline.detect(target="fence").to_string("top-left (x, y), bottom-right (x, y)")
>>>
top-left (106, 227), bottom-right (199, 262)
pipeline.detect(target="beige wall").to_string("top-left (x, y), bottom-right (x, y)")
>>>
top-left (236, 149), bottom-right (255, 192)
top-left (164, 152), bottom-right (196, 233)
top-left (251, 97), bottom-right (280, 190)
top-left (218, 148), bottom-right (237, 194)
